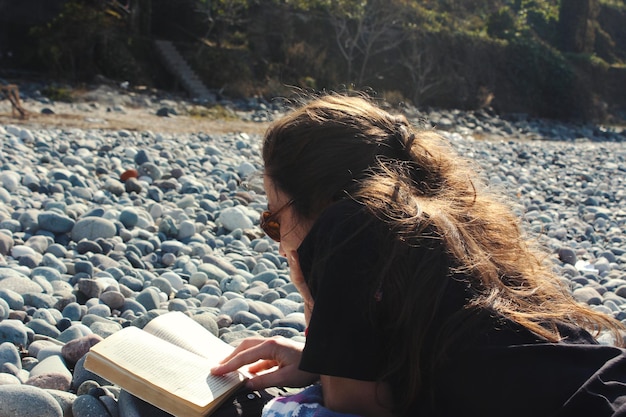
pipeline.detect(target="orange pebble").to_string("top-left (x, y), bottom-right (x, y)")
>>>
top-left (120, 169), bottom-right (139, 182)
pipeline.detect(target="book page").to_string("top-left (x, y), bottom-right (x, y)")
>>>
top-left (143, 312), bottom-right (235, 361)
top-left (85, 326), bottom-right (245, 414)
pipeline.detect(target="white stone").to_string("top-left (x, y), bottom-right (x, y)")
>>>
top-left (0, 171), bottom-right (21, 192)
top-left (217, 206), bottom-right (253, 231)
top-left (159, 271), bottom-right (185, 290)
top-left (11, 245), bottom-right (38, 258)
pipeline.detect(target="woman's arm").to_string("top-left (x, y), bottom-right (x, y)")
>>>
top-left (321, 375), bottom-right (395, 417)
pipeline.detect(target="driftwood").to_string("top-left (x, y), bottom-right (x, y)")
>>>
top-left (0, 83), bottom-right (28, 119)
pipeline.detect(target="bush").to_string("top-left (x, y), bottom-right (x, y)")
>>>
top-left (497, 36), bottom-right (591, 119)
top-left (30, 0), bottom-right (146, 83)
top-left (41, 86), bottom-right (74, 103)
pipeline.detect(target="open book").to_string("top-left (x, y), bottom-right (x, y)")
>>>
top-left (84, 312), bottom-right (249, 417)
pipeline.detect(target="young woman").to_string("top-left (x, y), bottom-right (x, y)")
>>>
top-left (211, 94), bottom-right (626, 417)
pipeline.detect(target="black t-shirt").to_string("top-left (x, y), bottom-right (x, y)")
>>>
top-left (296, 199), bottom-right (626, 416)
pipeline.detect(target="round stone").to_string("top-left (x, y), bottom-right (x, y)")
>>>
top-left (0, 385), bottom-right (64, 417)
top-left (71, 218), bottom-right (117, 242)
top-left (38, 212), bottom-right (76, 234)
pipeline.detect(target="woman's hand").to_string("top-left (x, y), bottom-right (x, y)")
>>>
top-left (287, 250), bottom-right (314, 325)
top-left (210, 336), bottom-right (319, 390)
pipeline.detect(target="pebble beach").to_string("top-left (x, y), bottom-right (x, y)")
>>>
top-left (0, 84), bottom-right (625, 417)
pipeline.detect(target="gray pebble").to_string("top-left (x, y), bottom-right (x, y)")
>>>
top-left (72, 394), bottom-right (111, 417)
top-left (0, 385), bottom-right (64, 417)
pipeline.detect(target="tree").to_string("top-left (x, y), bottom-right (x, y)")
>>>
top-left (558, 0), bottom-right (600, 53)
top-left (398, 30), bottom-right (465, 107)
top-left (194, 0), bottom-right (250, 48)
top-left (329, 0), bottom-right (409, 86)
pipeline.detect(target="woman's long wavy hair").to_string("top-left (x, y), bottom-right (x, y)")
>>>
top-left (262, 94), bottom-right (624, 415)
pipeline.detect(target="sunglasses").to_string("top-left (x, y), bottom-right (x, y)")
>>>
top-left (260, 199), bottom-right (294, 242)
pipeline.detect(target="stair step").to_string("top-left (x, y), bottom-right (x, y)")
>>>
top-left (154, 40), bottom-right (213, 101)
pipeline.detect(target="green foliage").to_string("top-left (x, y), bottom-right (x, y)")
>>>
top-left (190, 45), bottom-right (253, 95)
top-left (564, 52), bottom-right (612, 70)
top-left (486, 1), bottom-right (559, 41)
top-left (600, 0), bottom-right (626, 11)
top-left (487, 7), bottom-right (519, 39)
top-left (41, 86), bottom-right (74, 103)
top-left (29, 0), bottom-right (144, 82)
top-left (188, 104), bottom-right (238, 119)
top-left (195, 0), bottom-right (251, 47)
top-left (500, 36), bottom-right (587, 118)
top-left (19, 0), bottom-right (624, 120)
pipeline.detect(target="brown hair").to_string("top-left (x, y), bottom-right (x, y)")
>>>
top-left (262, 94), bottom-right (624, 413)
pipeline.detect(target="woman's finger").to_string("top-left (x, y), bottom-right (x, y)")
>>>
top-left (212, 338), bottom-right (286, 375)
top-left (248, 359), bottom-right (279, 374)
top-left (218, 336), bottom-right (266, 364)
top-left (245, 366), bottom-right (296, 390)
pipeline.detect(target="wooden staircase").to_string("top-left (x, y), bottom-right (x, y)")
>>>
top-left (154, 40), bottom-right (214, 102)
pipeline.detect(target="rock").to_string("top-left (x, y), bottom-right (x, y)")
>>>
top-left (23, 292), bottom-right (57, 308)
top-left (220, 298), bottom-right (249, 317)
top-left (138, 162), bottom-right (162, 181)
top-left (191, 312), bottom-right (219, 337)
top-left (220, 329), bottom-right (258, 344)
top-left (134, 149), bottom-right (151, 165)
top-left (118, 389), bottom-right (172, 417)
top-left (0, 342), bottom-right (21, 369)
top-left (38, 212), bottom-right (76, 234)
top-left (120, 169), bottom-right (139, 182)
top-left (89, 320), bottom-right (122, 338)
top-left (125, 177), bottom-right (142, 193)
top-left (0, 384), bottom-right (64, 417)
top-left (271, 298), bottom-right (301, 316)
top-left (247, 300), bottom-right (285, 322)
top-left (71, 218), bottom-right (117, 242)
top-left (271, 314), bottom-right (306, 332)
top-left (26, 319), bottom-right (61, 339)
top-left (121, 299), bottom-right (147, 316)
top-left (198, 263), bottom-right (230, 282)
top-left (557, 247), bottom-right (577, 266)
top-left (62, 302), bottom-right (84, 321)
top-left (45, 389), bottom-right (77, 417)
top-left (573, 287), bottom-right (603, 305)
top-left (0, 233), bottom-right (14, 255)
top-left (158, 271), bottom-right (184, 291)
top-left (57, 323), bottom-right (92, 343)
top-left (177, 220), bottom-right (196, 240)
top-left (71, 356), bottom-right (109, 391)
top-left (0, 373), bottom-right (21, 385)
top-left (135, 288), bottom-right (161, 311)
top-left (160, 240), bottom-right (183, 255)
top-left (119, 208), bottom-right (139, 228)
top-left (0, 320), bottom-right (30, 346)
top-left (269, 327), bottom-right (300, 338)
top-left (99, 291), bottom-right (125, 310)
top-left (0, 171), bottom-right (20, 192)
top-left (72, 394), bottom-right (111, 417)
top-left (233, 310), bottom-right (261, 326)
top-left (217, 207), bottom-right (253, 231)
top-left (26, 355), bottom-right (73, 391)
top-left (28, 340), bottom-right (58, 359)
top-left (61, 334), bottom-right (103, 365)
top-left (76, 240), bottom-right (103, 254)
top-left (77, 279), bottom-right (108, 299)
